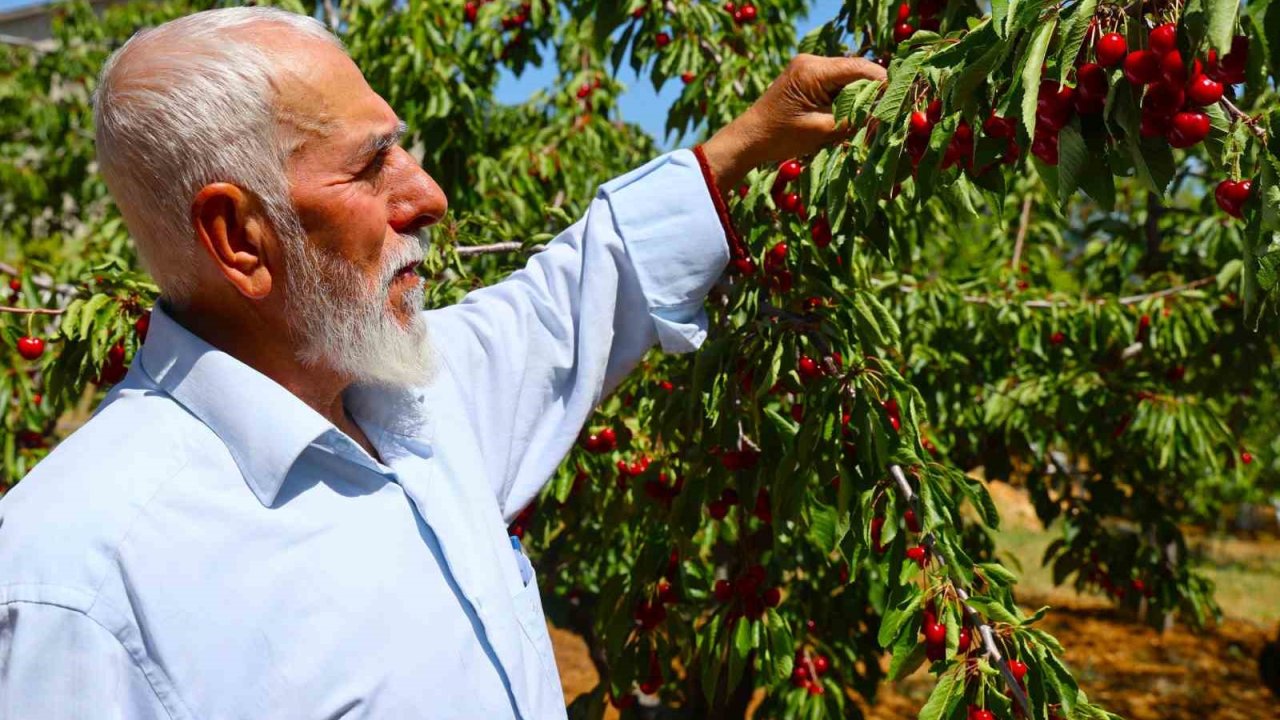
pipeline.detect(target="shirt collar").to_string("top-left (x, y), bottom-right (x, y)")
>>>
top-left (138, 302), bottom-right (426, 507)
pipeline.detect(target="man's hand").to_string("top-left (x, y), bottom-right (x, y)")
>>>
top-left (701, 54), bottom-right (888, 196)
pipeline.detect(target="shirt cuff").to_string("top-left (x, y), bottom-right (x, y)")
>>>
top-left (691, 144), bottom-right (748, 260)
top-left (599, 149), bottom-right (731, 353)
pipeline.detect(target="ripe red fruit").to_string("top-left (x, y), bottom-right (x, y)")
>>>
top-left (776, 191), bottom-right (802, 214)
top-left (1160, 50), bottom-right (1187, 85)
top-left (708, 499), bottom-right (728, 520)
top-left (906, 544), bottom-right (928, 566)
top-left (1144, 80), bottom-right (1185, 116)
top-left (810, 215), bottom-right (832, 247)
top-left (1031, 132), bottom-right (1059, 165)
top-left (926, 98), bottom-right (943, 124)
top-left (655, 31), bottom-right (671, 47)
top-left (680, 71), bottom-right (696, 84)
top-left (983, 112), bottom-right (1015, 139)
top-left (31, 393), bottom-right (42, 406)
top-left (957, 626), bottom-right (972, 652)
top-left (871, 516), bottom-right (886, 553)
top-left (904, 507), bottom-right (921, 533)
top-left (1149, 23), bottom-right (1177, 56)
top-left (1009, 659), bottom-right (1029, 681)
top-left (723, 1), bottom-right (735, 12)
top-left (895, 2), bottom-right (911, 21)
top-left (1075, 63), bottom-right (1108, 114)
top-left (738, 3), bottom-right (756, 22)
top-left (1097, 32), bottom-right (1127, 67)
top-left (1187, 73), bottom-right (1224, 106)
top-left (16, 336), bottom-right (45, 360)
top-left (134, 311), bottom-right (151, 342)
top-left (893, 22), bottom-right (915, 43)
top-left (600, 426), bottom-right (617, 447)
top-left (763, 587), bottom-right (781, 607)
top-left (813, 654), bottom-right (829, 674)
top-left (1050, 331), bottom-right (1066, 345)
top-left (791, 665), bottom-right (809, 685)
top-left (576, 83), bottom-right (592, 99)
top-left (7, 278), bottom-right (19, 292)
top-left (798, 355), bottom-right (822, 381)
top-left (882, 398), bottom-right (901, 431)
top-left (1123, 50), bottom-right (1161, 85)
top-left (909, 110), bottom-right (933, 137)
top-left (1167, 110), bottom-right (1210, 149)
top-left (1215, 179), bottom-right (1252, 218)
top-left (924, 622), bottom-right (946, 645)
top-left (463, 1), bottom-right (478, 23)
top-left (1036, 81), bottom-right (1074, 131)
top-left (778, 159), bottom-right (803, 183)
top-left (1241, 451), bottom-right (1253, 465)
top-left (766, 242), bottom-right (788, 268)
top-left (971, 709), bottom-right (995, 720)
top-left (713, 579), bottom-right (734, 602)
top-left (808, 682), bottom-right (824, 695)
top-left (731, 257), bottom-right (757, 275)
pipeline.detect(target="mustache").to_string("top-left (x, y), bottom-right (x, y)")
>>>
top-left (380, 231), bottom-right (429, 286)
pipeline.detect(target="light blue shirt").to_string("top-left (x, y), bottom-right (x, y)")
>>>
top-left (0, 149), bottom-right (729, 719)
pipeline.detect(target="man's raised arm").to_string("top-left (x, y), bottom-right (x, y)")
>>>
top-left (425, 55), bottom-right (887, 520)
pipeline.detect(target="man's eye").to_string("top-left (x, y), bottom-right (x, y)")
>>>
top-left (361, 151), bottom-right (388, 179)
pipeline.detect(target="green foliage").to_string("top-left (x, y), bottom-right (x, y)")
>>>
top-left (4, 0), bottom-right (1280, 718)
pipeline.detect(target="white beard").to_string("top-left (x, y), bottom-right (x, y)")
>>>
top-left (284, 231), bottom-right (436, 389)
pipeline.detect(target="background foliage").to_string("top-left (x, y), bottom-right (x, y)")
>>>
top-left (2, 0), bottom-right (1278, 717)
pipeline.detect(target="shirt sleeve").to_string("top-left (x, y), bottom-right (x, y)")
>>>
top-left (0, 602), bottom-right (173, 720)
top-left (426, 148), bottom-right (731, 520)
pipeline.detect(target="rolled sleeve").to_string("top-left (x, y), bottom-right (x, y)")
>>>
top-left (600, 148), bottom-right (731, 353)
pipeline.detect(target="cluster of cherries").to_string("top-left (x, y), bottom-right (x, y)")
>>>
top-left (574, 76), bottom-right (602, 99)
top-left (906, 100), bottom-right (1020, 173)
top-left (790, 648), bottom-right (831, 695)
top-left (892, 0), bottom-right (944, 43)
top-left (722, 1), bottom-right (758, 24)
top-left (579, 425), bottom-right (617, 453)
top-left (461, 0), bottom-right (531, 28)
top-left (706, 485), bottom-right (772, 523)
top-left (712, 563), bottom-right (782, 621)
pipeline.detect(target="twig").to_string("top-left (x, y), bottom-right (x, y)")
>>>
top-left (0, 306), bottom-right (64, 316)
top-left (1219, 97), bottom-right (1267, 140)
top-left (1011, 196), bottom-right (1033, 272)
top-left (888, 464), bottom-right (1034, 718)
top-left (948, 275), bottom-right (1216, 309)
top-left (454, 242), bottom-right (544, 257)
top-left (698, 38), bottom-right (725, 67)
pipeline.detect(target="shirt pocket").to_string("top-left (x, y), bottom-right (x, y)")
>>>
top-left (510, 563), bottom-right (558, 678)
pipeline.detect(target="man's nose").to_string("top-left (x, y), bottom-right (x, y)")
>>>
top-left (387, 146), bottom-right (448, 235)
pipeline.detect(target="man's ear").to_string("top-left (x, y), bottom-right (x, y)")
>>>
top-left (191, 183), bottom-right (278, 300)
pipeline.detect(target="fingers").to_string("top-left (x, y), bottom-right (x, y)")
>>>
top-left (792, 54), bottom-right (888, 100)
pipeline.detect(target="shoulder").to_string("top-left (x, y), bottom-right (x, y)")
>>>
top-left (0, 386), bottom-right (216, 609)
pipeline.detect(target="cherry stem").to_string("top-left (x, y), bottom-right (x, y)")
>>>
top-left (887, 463), bottom-right (1034, 718)
top-left (1219, 97), bottom-right (1267, 141)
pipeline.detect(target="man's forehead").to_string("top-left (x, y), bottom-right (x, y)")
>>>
top-left (269, 34), bottom-right (397, 145)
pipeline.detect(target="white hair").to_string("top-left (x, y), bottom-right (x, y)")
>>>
top-left (92, 7), bottom-right (342, 307)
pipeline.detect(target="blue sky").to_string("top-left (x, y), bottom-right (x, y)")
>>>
top-left (1, 0), bottom-right (841, 146)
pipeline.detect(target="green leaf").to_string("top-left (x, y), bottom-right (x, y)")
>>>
top-left (1056, 125), bottom-right (1088, 205)
top-left (918, 668), bottom-right (965, 720)
top-left (1057, 0), bottom-right (1098, 84)
top-left (1204, 0), bottom-right (1238, 54)
top-left (1021, 21), bottom-right (1058, 139)
top-left (878, 584), bottom-right (923, 646)
top-left (874, 53), bottom-right (924, 125)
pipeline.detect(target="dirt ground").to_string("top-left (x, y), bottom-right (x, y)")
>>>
top-left (550, 484), bottom-right (1280, 719)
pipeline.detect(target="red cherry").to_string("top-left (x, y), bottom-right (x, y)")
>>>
top-left (924, 622), bottom-right (946, 645)
top-left (1097, 32), bottom-right (1127, 67)
top-left (957, 626), bottom-right (972, 652)
top-left (576, 83), bottom-right (592, 99)
top-left (31, 393), bottom-right (42, 406)
top-left (1215, 179), bottom-right (1252, 218)
top-left (738, 3), bottom-right (756, 22)
top-left (655, 31), bottom-right (671, 47)
top-left (1050, 331), bottom-right (1066, 345)
top-left (1167, 110), bottom-right (1210, 148)
top-left (723, 1), bottom-right (735, 12)
top-left (895, 2), bottom-right (911, 21)
top-left (776, 191), bottom-right (802, 214)
top-left (810, 215), bottom-right (832, 247)
top-left (763, 587), bottom-right (782, 607)
top-left (971, 709), bottom-right (995, 720)
top-left (778, 159), bottom-right (803, 183)
top-left (813, 654), bottom-right (829, 674)
top-left (600, 426), bottom-right (617, 447)
top-left (7, 278), bottom-right (19, 292)
top-left (893, 22), bottom-right (915, 43)
top-left (1242, 451), bottom-right (1253, 465)
top-left (731, 257), bottom-right (757, 275)
top-left (463, 1), bottom-right (478, 23)
top-left (791, 665), bottom-right (810, 685)
top-left (1187, 74), bottom-right (1224, 105)
top-left (1009, 659), bottom-right (1029, 681)
top-left (1031, 132), bottom-right (1059, 165)
top-left (1140, 109), bottom-right (1173, 137)
top-left (1149, 23), bottom-right (1177, 55)
top-left (807, 681), bottom-right (824, 695)
top-left (906, 545), bottom-right (928, 566)
top-left (871, 516), bottom-right (886, 553)
top-left (909, 110), bottom-right (933, 137)
top-left (904, 507), bottom-right (921, 533)
top-left (1036, 81), bottom-right (1074, 130)
top-left (134, 311), bottom-right (151, 342)
top-left (1144, 80), bottom-right (1186, 115)
top-left (766, 242), bottom-right (788, 267)
top-left (798, 355), bottom-right (822, 381)
top-left (926, 99), bottom-right (942, 124)
top-left (720, 487), bottom-right (740, 506)
top-left (713, 579), bottom-right (734, 602)
top-left (708, 499), bottom-right (728, 520)
top-left (1124, 50), bottom-right (1161, 85)
top-left (983, 112), bottom-right (1015, 138)
top-left (16, 336), bottom-right (45, 360)
top-left (1160, 50), bottom-right (1187, 85)
top-left (680, 71), bottom-right (696, 84)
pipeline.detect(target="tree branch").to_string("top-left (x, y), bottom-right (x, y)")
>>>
top-left (1219, 96), bottom-right (1267, 140)
top-left (0, 305), bottom-right (64, 316)
top-left (454, 242), bottom-right (544, 257)
top-left (1011, 196), bottom-right (1032, 272)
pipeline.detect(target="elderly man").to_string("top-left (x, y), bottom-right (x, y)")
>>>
top-left (0, 6), bottom-right (883, 719)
